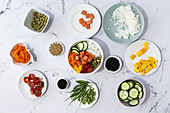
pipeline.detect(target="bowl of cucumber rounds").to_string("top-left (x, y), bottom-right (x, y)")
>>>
top-left (117, 79), bottom-right (146, 107)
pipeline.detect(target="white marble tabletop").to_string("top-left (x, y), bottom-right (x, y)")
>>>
top-left (0, 0), bottom-right (170, 113)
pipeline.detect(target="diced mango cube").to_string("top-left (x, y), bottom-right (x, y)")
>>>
top-left (141, 71), bottom-right (145, 76)
top-left (134, 68), bottom-right (140, 73)
top-left (144, 42), bottom-right (149, 46)
top-left (136, 52), bottom-right (141, 57)
top-left (148, 65), bottom-right (153, 70)
top-left (152, 64), bottom-right (157, 68)
top-left (148, 57), bottom-right (154, 60)
top-left (130, 54), bottom-right (136, 60)
top-left (139, 50), bottom-right (143, 55)
top-left (139, 67), bottom-right (143, 72)
top-left (143, 46), bottom-right (149, 50)
top-left (153, 59), bottom-right (158, 63)
top-left (139, 59), bottom-right (144, 64)
top-left (141, 48), bottom-right (147, 53)
top-left (145, 68), bottom-right (150, 73)
top-left (134, 63), bottom-right (139, 68)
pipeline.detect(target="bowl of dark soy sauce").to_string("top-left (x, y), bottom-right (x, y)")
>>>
top-left (104, 56), bottom-right (122, 73)
top-left (56, 78), bottom-right (70, 90)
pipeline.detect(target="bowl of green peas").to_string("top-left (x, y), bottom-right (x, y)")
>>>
top-left (24, 8), bottom-right (49, 33)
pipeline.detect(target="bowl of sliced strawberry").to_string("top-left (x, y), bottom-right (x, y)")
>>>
top-left (67, 39), bottom-right (103, 75)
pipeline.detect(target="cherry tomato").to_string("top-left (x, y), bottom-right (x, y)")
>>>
top-left (30, 88), bottom-right (35, 95)
top-left (35, 89), bottom-right (42, 97)
top-left (83, 64), bottom-right (88, 69)
top-left (39, 81), bottom-right (44, 88)
top-left (87, 66), bottom-right (93, 73)
top-left (28, 81), bottom-right (35, 88)
top-left (87, 63), bottom-right (91, 68)
top-left (24, 77), bottom-right (30, 83)
top-left (33, 77), bottom-right (41, 85)
top-left (35, 86), bottom-right (42, 91)
top-left (29, 74), bottom-right (35, 80)
top-left (81, 69), bottom-right (87, 73)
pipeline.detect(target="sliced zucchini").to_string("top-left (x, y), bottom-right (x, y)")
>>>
top-left (138, 91), bottom-right (143, 99)
top-left (128, 81), bottom-right (134, 89)
top-left (129, 88), bottom-right (139, 99)
top-left (121, 82), bottom-right (130, 90)
top-left (82, 41), bottom-right (88, 51)
top-left (128, 97), bottom-right (133, 101)
top-left (119, 90), bottom-right (128, 100)
top-left (129, 99), bottom-right (139, 106)
top-left (71, 47), bottom-right (79, 51)
top-left (76, 42), bottom-right (84, 51)
top-left (135, 85), bottom-right (142, 92)
top-left (135, 82), bottom-right (142, 87)
top-left (122, 99), bottom-right (129, 103)
top-left (72, 49), bottom-right (79, 55)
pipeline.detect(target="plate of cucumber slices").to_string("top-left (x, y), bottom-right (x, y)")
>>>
top-left (117, 79), bottom-right (146, 107)
top-left (67, 39), bottom-right (103, 75)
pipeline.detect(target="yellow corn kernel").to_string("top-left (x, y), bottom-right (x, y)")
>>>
top-left (139, 67), bottom-right (143, 72)
top-left (141, 71), bottom-right (145, 76)
top-left (148, 57), bottom-right (154, 60)
top-left (134, 63), bottom-right (139, 68)
top-left (143, 46), bottom-right (149, 50)
top-left (153, 59), bottom-right (158, 63)
top-left (134, 68), bottom-right (140, 73)
top-left (152, 64), bottom-right (157, 68)
top-left (136, 52), bottom-right (141, 57)
top-left (144, 42), bottom-right (149, 46)
top-left (130, 54), bottom-right (136, 60)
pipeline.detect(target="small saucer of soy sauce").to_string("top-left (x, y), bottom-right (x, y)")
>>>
top-left (104, 56), bottom-right (122, 73)
top-left (56, 78), bottom-right (70, 90)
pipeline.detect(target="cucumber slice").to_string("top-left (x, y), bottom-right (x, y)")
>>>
top-left (129, 99), bottom-right (139, 106)
top-left (72, 49), bottom-right (79, 55)
top-left (129, 88), bottom-right (139, 99)
top-left (135, 85), bottom-right (142, 92)
top-left (135, 82), bottom-right (142, 87)
top-left (121, 82), bottom-right (130, 90)
top-left (128, 81), bottom-right (134, 89)
top-left (71, 47), bottom-right (79, 51)
top-left (76, 42), bottom-right (84, 51)
top-left (128, 97), bottom-right (133, 101)
top-left (82, 41), bottom-right (88, 51)
top-left (122, 99), bottom-right (129, 103)
top-left (138, 91), bottom-right (143, 99)
top-left (119, 90), bottom-right (128, 100)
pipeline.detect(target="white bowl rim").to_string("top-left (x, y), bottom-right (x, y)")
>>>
top-left (67, 39), bottom-right (104, 75)
top-left (104, 55), bottom-right (122, 74)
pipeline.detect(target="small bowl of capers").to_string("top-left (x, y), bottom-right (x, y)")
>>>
top-left (24, 8), bottom-right (50, 33)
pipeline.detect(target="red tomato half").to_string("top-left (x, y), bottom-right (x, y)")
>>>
top-left (39, 81), bottom-right (44, 88)
top-left (87, 66), bottom-right (93, 73)
top-left (35, 86), bottom-right (42, 91)
top-left (81, 69), bottom-right (87, 73)
top-left (29, 74), bottom-right (35, 80)
top-left (30, 88), bottom-right (35, 95)
top-left (35, 89), bottom-right (42, 97)
top-left (33, 77), bottom-right (41, 85)
top-left (28, 81), bottom-right (35, 88)
top-left (24, 77), bottom-right (30, 83)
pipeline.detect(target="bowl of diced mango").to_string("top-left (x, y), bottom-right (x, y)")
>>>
top-left (125, 40), bottom-right (161, 76)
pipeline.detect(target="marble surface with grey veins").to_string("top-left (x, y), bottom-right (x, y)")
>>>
top-left (0, 0), bottom-right (170, 113)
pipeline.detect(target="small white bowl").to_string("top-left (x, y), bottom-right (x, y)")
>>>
top-left (56, 78), bottom-right (70, 91)
top-left (104, 55), bottom-right (122, 73)
top-left (10, 43), bottom-right (34, 66)
top-left (24, 8), bottom-right (50, 33)
top-left (49, 41), bottom-right (65, 56)
top-left (117, 78), bottom-right (146, 107)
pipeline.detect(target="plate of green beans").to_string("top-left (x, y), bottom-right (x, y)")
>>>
top-left (65, 79), bottom-right (99, 108)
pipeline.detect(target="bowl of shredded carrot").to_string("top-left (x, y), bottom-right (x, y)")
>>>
top-left (10, 43), bottom-right (33, 66)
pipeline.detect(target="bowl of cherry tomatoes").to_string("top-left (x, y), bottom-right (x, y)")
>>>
top-left (18, 70), bottom-right (48, 99)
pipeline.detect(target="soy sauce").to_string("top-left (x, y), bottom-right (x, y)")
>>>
top-left (105, 57), bottom-right (120, 71)
top-left (57, 79), bottom-right (68, 89)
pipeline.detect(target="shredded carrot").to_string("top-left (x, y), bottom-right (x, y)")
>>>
top-left (12, 46), bottom-right (30, 63)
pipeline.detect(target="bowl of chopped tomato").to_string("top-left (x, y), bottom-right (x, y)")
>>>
top-left (10, 43), bottom-right (33, 66)
top-left (67, 39), bottom-right (104, 75)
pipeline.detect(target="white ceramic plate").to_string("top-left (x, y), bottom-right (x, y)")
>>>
top-left (18, 70), bottom-right (48, 99)
top-left (117, 78), bottom-right (146, 107)
top-left (66, 4), bottom-right (101, 38)
top-left (125, 40), bottom-right (161, 76)
top-left (70, 79), bottom-right (99, 108)
top-left (67, 39), bottom-right (104, 75)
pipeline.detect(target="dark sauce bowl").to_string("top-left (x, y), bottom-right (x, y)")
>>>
top-left (104, 56), bottom-right (122, 73)
top-left (56, 78), bottom-right (70, 91)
